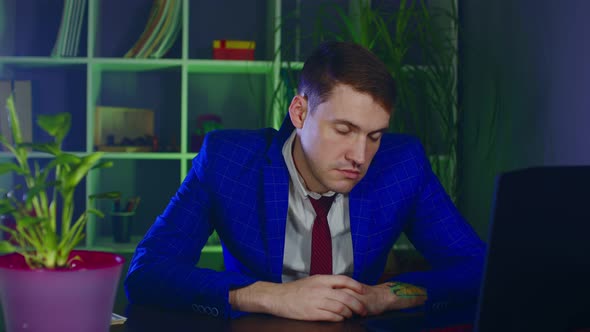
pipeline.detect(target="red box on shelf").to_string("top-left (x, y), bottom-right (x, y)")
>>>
top-left (212, 40), bottom-right (255, 60)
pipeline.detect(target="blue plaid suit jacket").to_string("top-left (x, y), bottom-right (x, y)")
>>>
top-left (125, 118), bottom-right (486, 319)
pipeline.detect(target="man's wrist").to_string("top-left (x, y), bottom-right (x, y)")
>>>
top-left (229, 281), bottom-right (276, 314)
top-left (387, 281), bottom-right (427, 298)
top-left (382, 282), bottom-right (428, 310)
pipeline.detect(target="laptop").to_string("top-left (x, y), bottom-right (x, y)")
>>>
top-left (475, 166), bottom-right (590, 331)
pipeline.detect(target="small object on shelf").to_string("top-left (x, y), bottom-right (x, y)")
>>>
top-left (111, 212), bottom-right (134, 243)
top-left (112, 196), bottom-right (141, 214)
top-left (111, 196), bottom-right (140, 243)
top-left (212, 40), bottom-right (255, 60)
top-left (94, 106), bottom-right (155, 152)
top-left (152, 135), bottom-right (159, 152)
top-left (191, 114), bottom-right (223, 152)
top-left (164, 135), bottom-right (180, 152)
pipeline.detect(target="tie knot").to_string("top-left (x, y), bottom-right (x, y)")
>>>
top-left (309, 195), bottom-right (336, 219)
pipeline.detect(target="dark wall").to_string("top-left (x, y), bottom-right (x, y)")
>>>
top-left (458, 1), bottom-right (590, 239)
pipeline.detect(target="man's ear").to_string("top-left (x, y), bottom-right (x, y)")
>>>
top-left (288, 95), bottom-right (308, 129)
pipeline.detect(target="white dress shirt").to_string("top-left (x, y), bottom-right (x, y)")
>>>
top-left (281, 130), bottom-right (354, 282)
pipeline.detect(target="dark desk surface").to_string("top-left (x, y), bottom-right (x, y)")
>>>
top-left (110, 304), bottom-right (476, 332)
top-left (109, 254), bottom-right (475, 331)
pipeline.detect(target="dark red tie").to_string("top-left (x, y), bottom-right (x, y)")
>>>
top-left (309, 195), bottom-right (336, 275)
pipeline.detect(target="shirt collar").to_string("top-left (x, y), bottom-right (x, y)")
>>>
top-left (282, 130), bottom-right (338, 200)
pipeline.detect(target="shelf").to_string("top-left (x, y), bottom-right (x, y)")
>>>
top-left (86, 235), bottom-right (144, 253)
top-left (0, 56), bottom-right (88, 66)
top-left (100, 152), bottom-right (192, 160)
top-left (281, 61), bottom-right (304, 70)
top-left (0, 56), bottom-right (303, 74)
top-left (0, 0), bottom-right (340, 255)
top-left (0, 57), bottom-right (423, 74)
top-left (86, 235), bottom-right (222, 254)
top-left (0, 56), bottom-right (292, 74)
top-left (186, 59), bottom-right (273, 74)
top-left (0, 151), bottom-right (194, 160)
top-left (90, 58), bottom-right (183, 72)
top-left (0, 151), bottom-right (89, 159)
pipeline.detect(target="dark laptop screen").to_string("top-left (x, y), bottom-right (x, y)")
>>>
top-left (476, 166), bottom-right (590, 332)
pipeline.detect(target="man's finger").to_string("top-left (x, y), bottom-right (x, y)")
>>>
top-left (317, 310), bottom-right (346, 322)
top-left (319, 298), bottom-right (354, 319)
top-left (320, 275), bottom-right (366, 294)
top-left (328, 289), bottom-right (367, 316)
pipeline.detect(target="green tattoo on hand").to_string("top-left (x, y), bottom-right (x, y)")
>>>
top-left (388, 282), bottom-right (427, 298)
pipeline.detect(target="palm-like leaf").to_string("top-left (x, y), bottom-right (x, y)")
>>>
top-left (0, 96), bottom-right (118, 268)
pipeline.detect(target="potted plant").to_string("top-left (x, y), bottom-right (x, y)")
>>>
top-left (0, 94), bottom-right (123, 332)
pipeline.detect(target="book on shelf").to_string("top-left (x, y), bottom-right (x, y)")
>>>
top-left (0, 80), bottom-right (33, 151)
top-left (51, 0), bottom-right (87, 57)
top-left (124, 0), bottom-right (181, 59)
top-left (144, 0), bottom-right (182, 59)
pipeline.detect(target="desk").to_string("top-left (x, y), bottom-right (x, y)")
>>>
top-left (110, 304), bottom-right (476, 332)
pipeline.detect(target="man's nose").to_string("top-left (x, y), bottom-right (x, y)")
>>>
top-left (346, 136), bottom-right (366, 166)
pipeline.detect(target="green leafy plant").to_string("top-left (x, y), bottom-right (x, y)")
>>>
top-left (0, 94), bottom-right (119, 269)
top-left (271, 0), bottom-right (459, 201)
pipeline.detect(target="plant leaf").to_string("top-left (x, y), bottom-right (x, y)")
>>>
top-left (0, 134), bottom-right (16, 154)
top-left (37, 113), bottom-right (71, 143)
top-left (0, 162), bottom-right (25, 175)
top-left (24, 180), bottom-right (59, 207)
top-left (91, 160), bottom-right (114, 170)
top-left (89, 191), bottom-right (121, 200)
top-left (0, 204), bottom-right (16, 215)
top-left (47, 153), bottom-right (81, 168)
top-left (5, 94), bottom-right (23, 145)
top-left (87, 208), bottom-right (105, 218)
top-left (16, 215), bottom-right (47, 227)
top-left (0, 241), bottom-right (15, 253)
top-left (62, 152), bottom-right (103, 190)
top-left (17, 143), bottom-right (61, 155)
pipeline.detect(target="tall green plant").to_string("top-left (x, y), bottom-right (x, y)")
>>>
top-left (272, 0), bottom-right (459, 201)
top-left (0, 95), bottom-right (118, 269)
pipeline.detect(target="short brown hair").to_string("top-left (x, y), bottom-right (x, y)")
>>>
top-left (298, 41), bottom-right (396, 114)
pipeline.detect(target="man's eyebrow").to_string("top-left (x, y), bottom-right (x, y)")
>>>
top-left (333, 119), bottom-right (388, 135)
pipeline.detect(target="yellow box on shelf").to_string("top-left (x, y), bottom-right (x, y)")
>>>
top-left (212, 40), bottom-right (255, 60)
top-left (212, 40), bottom-right (256, 50)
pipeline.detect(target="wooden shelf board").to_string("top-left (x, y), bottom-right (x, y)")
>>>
top-left (86, 235), bottom-right (222, 254)
top-left (186, 59), bottom-right (272, 74)
top-left (0, 56), bottom-right (87, 66)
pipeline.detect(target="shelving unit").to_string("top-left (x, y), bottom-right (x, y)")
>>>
top-left (0, 0), bottom-right (456, 265)
top-left (0, 0), bottom-right (294, 255)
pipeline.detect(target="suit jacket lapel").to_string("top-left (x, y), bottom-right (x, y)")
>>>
top-left (262, 117), bottom-right (293, 282)
top-left (350, 179), bottom-right (373, 283)
top-left (261, 116), bottom-right (376, 283)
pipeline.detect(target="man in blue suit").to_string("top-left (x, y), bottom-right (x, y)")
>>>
top-left (125, 41), bottom-right (485, 321)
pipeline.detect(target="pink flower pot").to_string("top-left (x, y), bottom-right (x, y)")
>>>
top-left (0, 250), bottom-right (125, 332)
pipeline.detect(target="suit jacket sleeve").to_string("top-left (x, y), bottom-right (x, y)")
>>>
top-left (124, 135), bottom-right (258, 319)
top-left (388, 140), bottom-right (486, 310)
